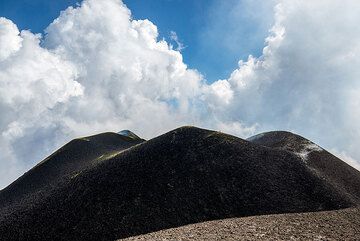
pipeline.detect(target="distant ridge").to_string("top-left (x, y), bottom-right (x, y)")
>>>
top-left (118, 130), bottom-right (142, 140)
top-left (0, 127), bottom-right (359, 241)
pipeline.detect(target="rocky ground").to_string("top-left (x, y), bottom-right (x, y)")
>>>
top-left (122, 208), bottom-right (360, 241)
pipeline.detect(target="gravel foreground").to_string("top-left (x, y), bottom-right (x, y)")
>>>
top-left (121, 208), bottom-right (360, 241)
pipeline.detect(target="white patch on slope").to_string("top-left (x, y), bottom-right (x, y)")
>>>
top-left (295, 141), bottom-right (323, 161)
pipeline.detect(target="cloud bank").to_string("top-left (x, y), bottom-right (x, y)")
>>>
top-left (0, 0), bottom-right (359, 188)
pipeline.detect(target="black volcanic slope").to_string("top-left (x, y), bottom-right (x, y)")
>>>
top-left (247, 131), bottom-right (360, 204)
top-left (0, 132), bottom-right (144, 213)
top-left (0, 127), bottom-right (359, 241)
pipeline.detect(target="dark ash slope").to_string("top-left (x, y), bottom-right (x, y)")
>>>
top-left (247, 131), bottom-right (360, 204)
top-left (0, 127), bottom-right (358, 241)
top-left (0, 132), bottom-right (144, 214)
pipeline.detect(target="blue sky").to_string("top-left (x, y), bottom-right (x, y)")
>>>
top-left (0, 0), bottom-right (78, 32)
top-left (0, 0), bottom-right (272, 82)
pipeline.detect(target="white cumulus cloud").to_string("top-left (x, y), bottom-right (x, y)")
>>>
top-left (0, 18), bottom-right (82, 186)
top-left (0, 0), bottom-right (210, 188)
top-left (0, 17), bottom-right (22, 61)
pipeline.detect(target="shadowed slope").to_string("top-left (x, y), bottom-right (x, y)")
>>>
top-left (247, 131), bottom-right (360, 204)
top-left (0, 127), bottom-right (356, 241)
top-left (0, 132), bottom-right (144, 213)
